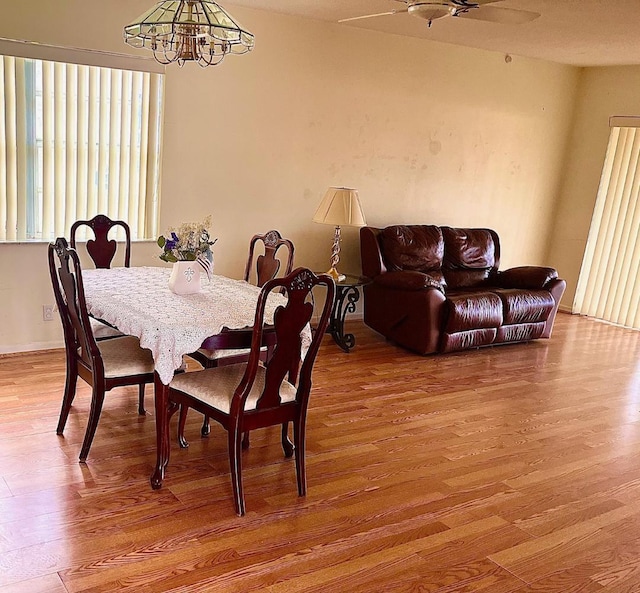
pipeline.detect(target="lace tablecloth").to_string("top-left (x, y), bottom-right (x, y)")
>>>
top-left (82, 267), bottom-right (292, 385)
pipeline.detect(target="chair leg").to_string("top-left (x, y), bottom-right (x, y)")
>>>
top-left (177, 405), bottom-right (189, 449)
top-left (281, 422), bottom-right (294, 458)
top-left (228, 427), bottom-right (246, 516)
top-left (56, 355), bottom-right (78, 435)
top-left (138, 384), bottom-right (146, 416)
top-left (201, 414), bottom-right (211, 437)
top-left (242, 431), bottom-right (250, 450)
top-left (293, 419), bottom-right (307, 497)
top-left (79, 384), bottom-right (106, 462)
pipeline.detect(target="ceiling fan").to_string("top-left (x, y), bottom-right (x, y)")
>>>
top-left (339, 0), bottom-right (540, 27)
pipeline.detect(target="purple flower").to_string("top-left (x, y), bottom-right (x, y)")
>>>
top-left (165, 232), bottom-right (179, 250)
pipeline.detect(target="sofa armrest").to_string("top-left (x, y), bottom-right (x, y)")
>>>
top-left (360, 226), bottom-right (386, 279)
top-left (373, 270), bottom-right (445, 292)
top-left (497, 266), bottom-right (559, 290)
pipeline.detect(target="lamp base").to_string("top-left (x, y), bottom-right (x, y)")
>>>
top-left (325, 267), bottom-right (345, 282)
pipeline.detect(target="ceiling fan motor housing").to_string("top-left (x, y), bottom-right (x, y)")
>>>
top-left (408, 1), bottom-right (480, 21)
top-left (408, 2), bottom-right (454, 21)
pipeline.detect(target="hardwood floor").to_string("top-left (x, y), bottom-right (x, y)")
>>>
top-left (2, 314), bottom-right (640, 592)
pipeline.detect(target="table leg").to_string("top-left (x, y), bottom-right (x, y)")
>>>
top-left (151, 372), bottom-right (171, 489)
top-left (329, 285), bottom-right (360, 352)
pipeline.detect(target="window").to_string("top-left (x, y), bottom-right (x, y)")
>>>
top-left (574, 117), bottom-right (640, 329)
top-left (0, 41), bottom-right (164, 241)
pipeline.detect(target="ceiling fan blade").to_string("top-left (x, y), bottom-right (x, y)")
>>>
top-left (457, 5), bottom-right (540, 24)
top-left (338, 8), bottom-right (408, 23)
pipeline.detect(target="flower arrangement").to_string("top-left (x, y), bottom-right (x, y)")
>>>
top-left (157, 215), bottom-right (217, 277)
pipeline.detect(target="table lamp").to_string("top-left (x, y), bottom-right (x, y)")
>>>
top-left (312, 187), bottom-right (366, 282)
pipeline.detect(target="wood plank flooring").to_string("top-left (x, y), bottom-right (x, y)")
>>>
top-left (2, 314), bottom-right (640, 592)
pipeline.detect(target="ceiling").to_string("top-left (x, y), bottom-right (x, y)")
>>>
top-left (227, 0), bottom-right (640, 67)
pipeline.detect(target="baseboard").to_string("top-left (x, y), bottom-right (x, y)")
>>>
top-left (558, 305), bottom-right (573, 314)
top-left (0, 340), bottom-right (64, 356)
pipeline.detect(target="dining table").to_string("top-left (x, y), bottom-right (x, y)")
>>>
top-left (81, 266), bottom-right (294, 488)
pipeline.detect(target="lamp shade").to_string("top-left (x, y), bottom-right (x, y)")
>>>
top-left (312, 187), bottom-right (366, 227)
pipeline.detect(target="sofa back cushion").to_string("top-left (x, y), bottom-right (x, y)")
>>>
top-left (442, 227), bottom-right (499, 289)
top-left (380, 225), bottom-right (445, 286)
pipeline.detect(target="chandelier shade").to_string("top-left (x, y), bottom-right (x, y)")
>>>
top-left (124, 1), bottom-right (255, 67)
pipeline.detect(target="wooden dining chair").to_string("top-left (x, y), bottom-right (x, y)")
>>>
top-left (48, 237), bottom-right (156, 461)
top-left (166, 268), bottom-right (335, 516)
top-left (180, 230), bottom-right (295, 442)
top-left (69, 214), bottom-right (149, 411)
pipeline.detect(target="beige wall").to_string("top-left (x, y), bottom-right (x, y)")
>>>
top-left (0, 1), bottom-right (579, 352)
top-left (547, 66), bottom-right (640, 308)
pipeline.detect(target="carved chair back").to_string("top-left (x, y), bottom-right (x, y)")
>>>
top-left (70, 214), bottom-right (131, 269)
top-left (244, 230), bottom-right (295, 288)
top-left (48, 237), bottom-right (102, 375)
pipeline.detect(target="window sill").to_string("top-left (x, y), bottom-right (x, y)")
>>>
top-left (0, 239), bottom-right (157, 245)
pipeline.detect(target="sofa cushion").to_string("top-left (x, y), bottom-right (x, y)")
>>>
top-left (444, 291), bottom-right (503, 333)
top-left (373, 270), bottom-right (445, 292)
top-left (380, 225), bottom-right (444, 277)
top-left (491, 289), bottom-right (555, 324)
top-left (442, 227), bottom-right (497, 289)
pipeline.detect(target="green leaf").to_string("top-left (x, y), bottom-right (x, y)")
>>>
top-left (157, 236), bottom-right (166, 248)
top-left (184, 252), bottom-right (197, 261)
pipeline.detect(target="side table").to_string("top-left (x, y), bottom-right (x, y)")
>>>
top-left (326, 274), bottom-right (368, 352)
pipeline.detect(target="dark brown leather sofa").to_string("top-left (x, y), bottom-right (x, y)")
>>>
top-left (360, 225), bottom-right (566, 354)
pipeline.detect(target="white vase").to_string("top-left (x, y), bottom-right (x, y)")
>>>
top-left (168, 261), bottom-right (202, 295)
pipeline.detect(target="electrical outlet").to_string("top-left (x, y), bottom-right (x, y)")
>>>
top-left (43, 304), bottom-right (55, 321)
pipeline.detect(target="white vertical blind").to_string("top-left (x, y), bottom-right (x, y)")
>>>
top-left (15, 59), bottom-right (28, 240)
top-left (0, 52), bottom-right (164, 241)
top-left (3, 56), bottom-right (17, 241)
top-left (53, 61), bottom-right (66, 236)
top-left (75, 66), bottom-right (88, 223)
top-left (574, 120), bottom-right (640, 329)
top-left (65, 63), bottom-right (78, 235)
top-left (42, 60), bottom-right (55, 237)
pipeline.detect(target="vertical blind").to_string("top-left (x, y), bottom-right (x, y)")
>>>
top-left (574, 117), bottom-right (640, 329)
top-left (0, 53), bottom-right (163, 241)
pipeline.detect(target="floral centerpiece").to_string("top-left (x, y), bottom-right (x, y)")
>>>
top-left (157, 215), bottom-right (216, 279)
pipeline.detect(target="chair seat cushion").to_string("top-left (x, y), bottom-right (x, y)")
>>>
top-left (196, 346), bottom-right (267, 360)
top-left (97, 336), bottom-right (155, 378)
top-left (170, 363), bottom-right (297, 414)
top-left (90, 317), bottom-right (123, 340)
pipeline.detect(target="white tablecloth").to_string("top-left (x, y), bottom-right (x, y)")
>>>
top-left (82, 267), bottom-right (290, 385)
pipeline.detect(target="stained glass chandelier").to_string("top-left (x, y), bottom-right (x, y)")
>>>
top-left (124, 0), bottom-right (254, 67)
